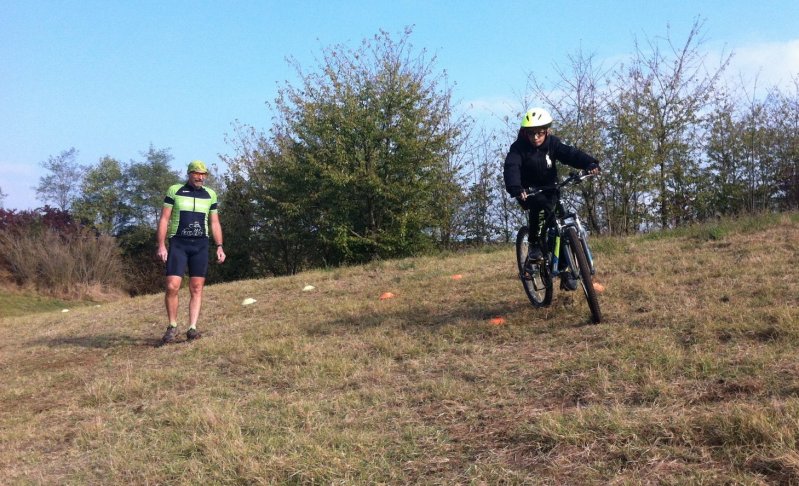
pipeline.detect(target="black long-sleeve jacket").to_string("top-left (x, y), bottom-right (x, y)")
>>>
top-left (503, 133), bottom-right (598, 198)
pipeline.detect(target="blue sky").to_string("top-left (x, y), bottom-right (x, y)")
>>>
top-left (2, 0), bottom-right (798, 210)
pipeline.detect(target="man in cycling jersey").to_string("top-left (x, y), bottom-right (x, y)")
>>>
top-left (503, 108), bottom-right (600, 291)
top-left (156, 160), bottom-right (226, 345)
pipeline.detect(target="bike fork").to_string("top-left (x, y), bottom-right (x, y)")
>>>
top-left (549, 230), bottom-right (561, 277)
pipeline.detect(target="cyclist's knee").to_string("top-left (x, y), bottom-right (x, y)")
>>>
top-left (188, 277), bottom-right (205, 294)
top-left (165, 276), bottom-right (182, 293)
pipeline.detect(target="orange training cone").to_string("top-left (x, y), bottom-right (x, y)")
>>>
top-left (451, 274), bottom-right (463, 280)
top-left (489, 317), bottom-right (506, 326)
top-left (379, 292), bottom-right (396, 300)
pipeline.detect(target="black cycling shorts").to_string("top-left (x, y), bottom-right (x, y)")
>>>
top-left (165, 237), bottom-right (209, 278)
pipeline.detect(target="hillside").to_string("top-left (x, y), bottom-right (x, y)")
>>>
top-left (2, 213), bottom-right (798, 484)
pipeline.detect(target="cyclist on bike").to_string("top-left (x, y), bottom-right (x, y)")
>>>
top-left (503, 107), bottom-right (600, 290)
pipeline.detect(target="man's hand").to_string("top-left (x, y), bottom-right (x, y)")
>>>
top-left (155, 206), bottom-right (171, 263)
top-left (156, 244), bottom-right (168, 263)
top-left (216, 246), bottom-right (226, 264)
top-left (587, 163), bottom-right (601, 175)
top-left (517, 190), bottom-right (528, 202)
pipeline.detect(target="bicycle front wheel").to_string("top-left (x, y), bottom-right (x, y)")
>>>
top-left (565, 226), bottom-right (602, 323)
top-left (516, 226), bottom-right (552, 307)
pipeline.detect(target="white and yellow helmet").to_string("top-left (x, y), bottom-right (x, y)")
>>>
top-left (521, 108), bottom-right (553, 128)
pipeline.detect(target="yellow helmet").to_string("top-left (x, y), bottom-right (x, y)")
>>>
top-left (187, 160), bottom-right (209, 174)
top-left (521, 108), bottom-right (553, 128)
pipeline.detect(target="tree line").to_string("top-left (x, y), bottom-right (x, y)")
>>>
top-left (2, 23), bottom-right (797, 296)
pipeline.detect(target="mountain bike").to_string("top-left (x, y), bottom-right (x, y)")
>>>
top-left (514, 171), bottom-right (602, 323)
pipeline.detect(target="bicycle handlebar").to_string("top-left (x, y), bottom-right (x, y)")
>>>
top-left (522, 171), bottom-right (597, 198)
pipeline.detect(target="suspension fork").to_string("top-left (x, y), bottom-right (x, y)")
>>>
top-left (571, 217), bottom-right (595, 274)
top-left (551, 230), bottom-right (562, 276)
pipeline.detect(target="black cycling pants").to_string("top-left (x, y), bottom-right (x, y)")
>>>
top-left (165, 237), bottom-right (209, 278)
top-left (520, 192), bottom-right (558, 243)
top-left (520, 192), bottom-right (569, 270)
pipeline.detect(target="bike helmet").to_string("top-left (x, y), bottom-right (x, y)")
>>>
top-left (520, 108), bottom-right (553, 128)
top-left (187, 160), bottom-right (209, 174)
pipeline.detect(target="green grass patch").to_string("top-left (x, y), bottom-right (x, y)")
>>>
top-left (0, 289), bottom-right (82, 318)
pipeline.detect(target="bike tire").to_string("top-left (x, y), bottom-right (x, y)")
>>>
top-left (565, 226), bottom-right (602, 323)
top-left (515, 226), bottom-right (552, 308)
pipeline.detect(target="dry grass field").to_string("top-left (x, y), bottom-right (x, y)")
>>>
top-left (1, 212), bottom-right (798, 484)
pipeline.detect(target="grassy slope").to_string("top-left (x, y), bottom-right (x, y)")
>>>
top-left (2, 213), bottom-right (798, 484)
top-left (0, 290), bottom-right (82, 319)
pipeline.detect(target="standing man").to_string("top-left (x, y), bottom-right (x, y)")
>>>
top-left (156, 160), bottom-right (225, 345)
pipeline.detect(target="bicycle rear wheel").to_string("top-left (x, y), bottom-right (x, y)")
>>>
top-left (565, 226), bottom-right (602, 323)
top-left (516, 226), bottom-right (552, 307)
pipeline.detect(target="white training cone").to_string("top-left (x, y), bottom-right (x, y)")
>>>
top-left (302, 284), bottom-right (315, 292)
top-left (61, 309), bottom-right (70, 313)
top-left (242, 298), bottom-right (257, 306)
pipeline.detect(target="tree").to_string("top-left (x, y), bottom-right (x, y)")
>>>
top-left (730, 79), bottom-right (782, 214)
top-left (0, 186), bottom-right (6, 208)
top-left (767, 77), bottom-right (799, 210)
top-left (458, 129), bottom-right (507, 244)
top-left (35, 148), bottom-right (84, 211)
top-left (702, 85), bottom-right (750, 217)
top-left (222, 122), bottom-right (315, 276)
top-left (461, 164), bottom-right (497, 244)
top-left (72, 156), bottom-right (128, 235)
top-left (630, 19), bottom-right (730, 228)
top-left (127, 145), bottom-right (180, 227)
top-left (210, 164), bottom-right (257, 281)
top-left (605, 65), bottom-right (659, 234)
top-left (103, 147), bottom-right (182, 294)
top-left (225, 28), bottom-right (465, 273)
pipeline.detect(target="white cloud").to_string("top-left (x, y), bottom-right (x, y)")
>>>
top-left (727, 39), bottom-right (799, 91)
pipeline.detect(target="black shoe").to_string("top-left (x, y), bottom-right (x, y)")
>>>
top-left (160, 325), bottom-right (178, 345)
top-left (560, 271), bottom-right (578, 291)
top-left (186, 328), bottom-right (201, 341)
top-left (527, 246), bottom-right (543, 262)
top-left (523, 248), bottom-right (542, 277)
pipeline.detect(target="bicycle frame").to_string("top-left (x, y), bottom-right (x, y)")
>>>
top-left (528, 172), bottom-right (596, 277)
top-left (515, 171), bottom-right (602, 323)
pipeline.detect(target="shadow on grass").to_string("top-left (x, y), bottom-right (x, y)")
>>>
top-left (312, 297), bottom-right (595, 334)
top-left (28, 333), bottom-right (158, 349)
